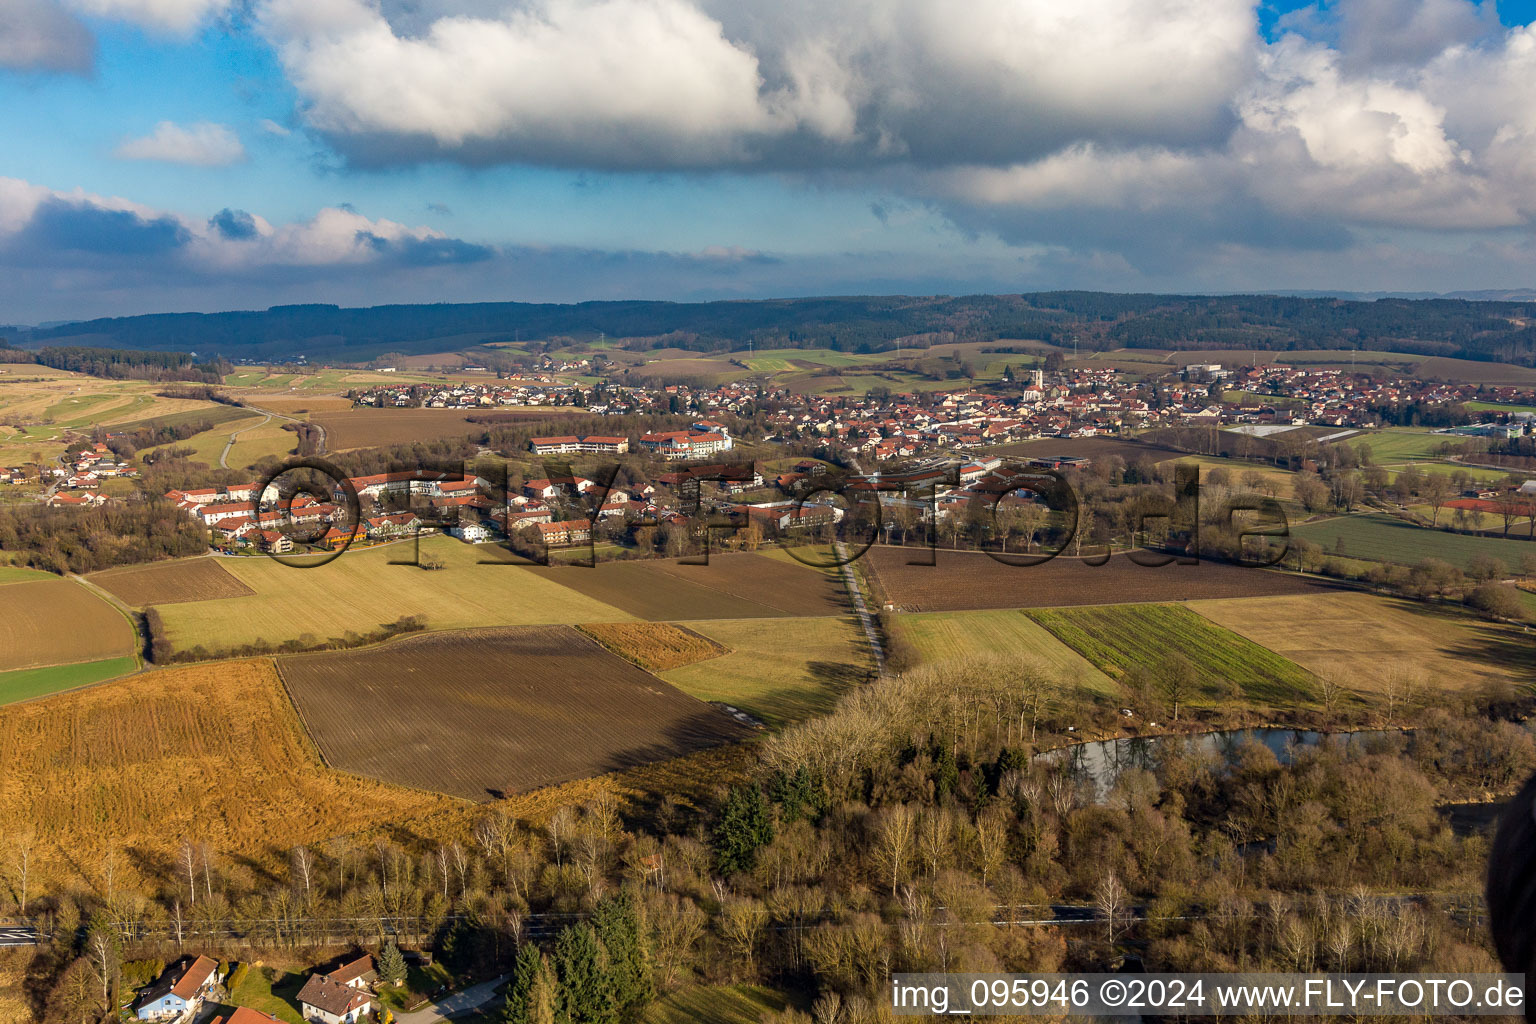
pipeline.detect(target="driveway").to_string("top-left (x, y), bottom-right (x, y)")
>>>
top-left (395, 975), bottom-right (508, 1024)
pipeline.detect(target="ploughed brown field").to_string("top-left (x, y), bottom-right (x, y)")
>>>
top-left (311, 407), bottom-right (583, 449)
top-left (0, 578), bottom-right (137, 671)
top-left (277, 625), bottom-right (753, 800)
top-left (529, 553), bottom-right (844, 620)
top-left (87, 557), bottom-right (255, 606)
top-left (861, 545), bottom-right (1329, 612)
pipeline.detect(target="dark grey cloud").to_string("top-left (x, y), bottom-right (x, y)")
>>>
top-left (209, 207), bottom-right (259, 240)
top-left (15, 198), bottom-right (190, 256)
top-left (0, 0), bottom-right (94, 74)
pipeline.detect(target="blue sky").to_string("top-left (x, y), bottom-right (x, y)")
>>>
top-left (2, 0), bottom-right (1536, 321)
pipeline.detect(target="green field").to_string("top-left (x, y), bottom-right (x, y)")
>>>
top-left (1026, 603), bottom-right (1317, 707)
top-left (153, 536), bottom-right (635, 655)
top-left (0, 656), bottom-right (138, 705)
top-left (1351, 428), bottom-right (1457, 461)
top-left (643, 985), bottom-right (797, 1024)
top-left (891, 608), bottom-right (1116, 695)
top-left (1465, 401), bottom-right (1536, 414)
top-left (1294, 513), bottom-right (1536, 572)
top-left (0, 566), bottom-right (52, 584)
top-left (661, 615), bottom-right (870, 727)
top-left (220, 967), bottom-right (304, 1024)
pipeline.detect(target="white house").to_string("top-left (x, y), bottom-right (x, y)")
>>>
top-left (135, 955), bottom-right (219, 1021)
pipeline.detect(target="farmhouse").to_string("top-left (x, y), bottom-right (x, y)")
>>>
top-left (134, 955), bottom-right (219, 1021)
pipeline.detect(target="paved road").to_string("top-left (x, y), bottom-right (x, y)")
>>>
top-left (0, 926), bottom-right (39, 946)
top-left (219, 412), bottom-right (273, 469)
top-left (395, 974), bottom-right (508, 1024)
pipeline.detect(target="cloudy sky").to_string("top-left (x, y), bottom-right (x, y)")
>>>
top-left (3, 0), bottom-right (1536, 321)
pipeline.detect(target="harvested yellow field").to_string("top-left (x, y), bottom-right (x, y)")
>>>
top-left (577, 622), bottom-right (727, 671)
top-left (1188, 592), bottom-right (1536, 693)
top-left (0, 577), bottom-right (136, 671)
top-left (154, 536), bottom-right (634, 655)
top-left (0, 660), bottom-right (464, 888)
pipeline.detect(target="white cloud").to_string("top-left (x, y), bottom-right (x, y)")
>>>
top-left (115, 122), bottom-right (247, 167)
top-left (65, 0), bottom-right (227, 32)
top-left (258, 118), bottom-right (292, 136)
top-left (257, 0), bottom-right (1257, 169)
top-left (0, 0), bottom-right (94, 73)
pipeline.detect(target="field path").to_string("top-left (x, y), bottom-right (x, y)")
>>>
top-left (218, 412), bottom-right (272, 468)
top-left (836, 542), bottom-right (884, 674)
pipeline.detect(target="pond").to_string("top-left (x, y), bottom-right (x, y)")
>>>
top-left (1039, 728), bottom-right (1392, 802)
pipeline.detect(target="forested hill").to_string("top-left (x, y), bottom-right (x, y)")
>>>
top-left (13, 292), bottom-right (1536, 365)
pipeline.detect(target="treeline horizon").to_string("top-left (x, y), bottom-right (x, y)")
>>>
top-left (10, 292), bottom-right (1536, 366)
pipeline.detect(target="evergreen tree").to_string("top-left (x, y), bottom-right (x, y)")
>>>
top-left (591, 891), bottom-right (653, 1020)
top-left (504, 942), bottom-right (544, 1024)
top-left (711, 784), bottom-right (775, 875)
top-left (553, 923), bottom-right (615, 1024)
top-left (378, 943), bottom-right (407, 987)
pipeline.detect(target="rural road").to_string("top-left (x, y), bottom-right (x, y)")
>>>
top-left (219, 401), bottom-right (328, 469)
top-left (219, 412), bottom-right (272, 469)
top-left (395, 974), bottom-right (507, 1024)
top-left (0, 926), bottom-right (39, 947)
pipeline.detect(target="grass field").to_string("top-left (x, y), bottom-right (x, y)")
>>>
top-left (139, 412), bottom-right (266, 466)
top-left (890, 609), bottom-right (1116, 695)
top-left (0, 566), bottom-right (52, 584)
top-left (1026, 603), bottom-right (1318, 707)
top-left (224, 417), bottom-right (298, 467)
top-left (1465, 401), bottom-right (1536, 414)
top-left (1350, 428), bottom-right (1455, 461)
top-left (0, 577), bottom-right (137, 671)
top-left (643, 985), bottom-right (797, 1024)
top-left (0, 656), bottom-right (138, 705)
top-left (1189, 593), bottom-right (1536, 694)
top-left (1293, 513), bottom-right (1536, 572)
top-left (153, 538), bottom-right (634, 654)
top-left (0, 659), bottom-right (464, 888)
top-left (660, 615), bottom-right (870, 727)
top-left (218, 967), bottom-right (304, 1024)
top-left (88, 557), bottom-right (255, 606)
top-left (278, 626), bottom-right (752, 799)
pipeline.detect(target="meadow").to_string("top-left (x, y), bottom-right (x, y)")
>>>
top-left (1349, 427), bottom-right (1457, 462)
top-left (1293, 513), bottom-right (1536, 572)
top-left (1189, 592), bottom-right (1536, 694)
top-left (312, 407), bottom-right (582, 449)
top-left (0, 656), bottom-right (139, 706)
top-left (889, 608), bottom-right (1116, 695)
top-left (278, 626), bottom-right (752, 799)
top-left (152, 538), bottom-right (633, 655)
top-left (1026, 603), bottom-right (1318, 707)
top-left (660, 615), bottom-right (871, 727)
